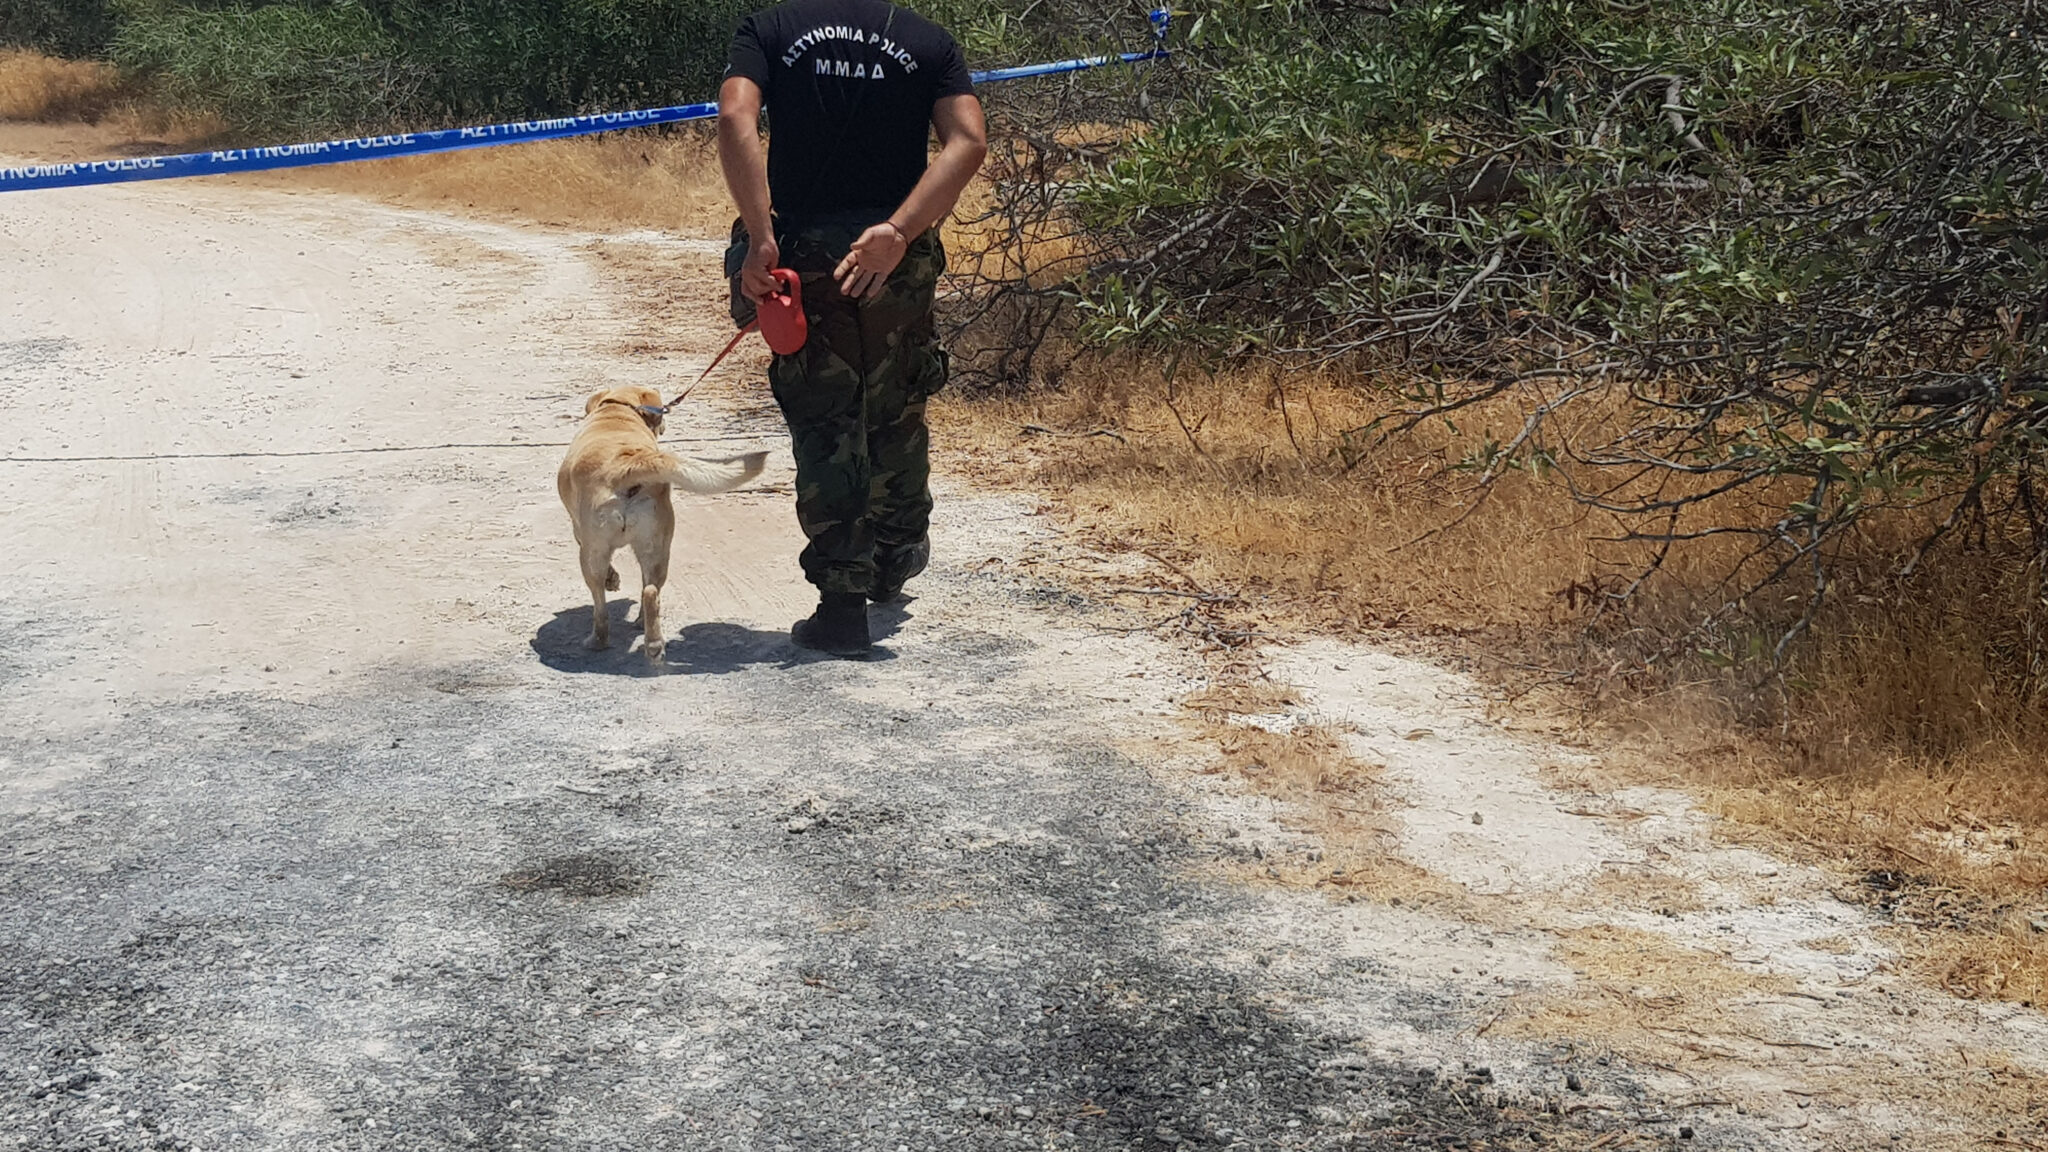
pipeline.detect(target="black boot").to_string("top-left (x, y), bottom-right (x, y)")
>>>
top-left (870, 536), bottom-right (930, 603)
top-left (791, 592), bottom-right (872, 655)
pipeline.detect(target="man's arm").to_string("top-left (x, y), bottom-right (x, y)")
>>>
top-left (835, 93), bottom-right (989, 299)
top-left (717, 75), bottom-right (781, 301)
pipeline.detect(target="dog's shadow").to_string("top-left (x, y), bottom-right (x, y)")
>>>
top-left (531, 599), bottom-right (908, 676)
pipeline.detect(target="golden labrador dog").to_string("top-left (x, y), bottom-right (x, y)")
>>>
top-left (558, 385), bottom-right (767, 660)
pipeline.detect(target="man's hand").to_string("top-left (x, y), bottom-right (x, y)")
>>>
top-left (845, 94), bottom-right (986, 299)
top-left (741, 233), bottom-right (783, 302)
top-left (834, 221), bottom-right (910, 300)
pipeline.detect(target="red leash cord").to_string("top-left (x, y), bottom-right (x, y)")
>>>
top-left (663, 269), bottom-right (806, 411)
top-left (664, 321), bottom-right (756, 411)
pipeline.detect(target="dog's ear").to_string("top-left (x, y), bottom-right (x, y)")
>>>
top-left (636, 386), bottom-right (664, 408)
top-left (584, 389), bottom-right (611, 415)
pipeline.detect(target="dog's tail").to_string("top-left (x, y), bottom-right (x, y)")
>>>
top-left (657, 450), bottom-right (769, 494)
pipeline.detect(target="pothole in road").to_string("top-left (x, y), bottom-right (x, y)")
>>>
top-left (497, 852), bottom-right (650, 897)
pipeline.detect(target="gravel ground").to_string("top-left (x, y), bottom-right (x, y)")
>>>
top-left (0, 178), bottom-right (1672, 1152)
top-left (0, 605), bottom-right (1650, 1152)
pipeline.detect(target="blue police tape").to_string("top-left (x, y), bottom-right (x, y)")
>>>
top-left (970, 47), bottom-right (1166, 86)
top-left (0, 34), bottom-right (1169, 194)
top-left (0, 105), bottom-right (721, 193)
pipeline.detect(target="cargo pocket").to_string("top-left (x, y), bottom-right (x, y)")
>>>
top-left (908, 341), bottom-right (950, 400)
top-left (724, 217), bottom-right (757, 330)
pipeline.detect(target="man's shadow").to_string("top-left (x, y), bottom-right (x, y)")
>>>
top-left (531, 598), bottom-right (909, 676)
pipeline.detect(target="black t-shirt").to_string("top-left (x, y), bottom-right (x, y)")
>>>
top-left (727, 0), bottom-right (974, 226)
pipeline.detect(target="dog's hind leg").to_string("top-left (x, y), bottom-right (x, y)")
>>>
top-left (579, 542), bottom-right (614, 650)
top-left (631, 502), bottom-right (674, 663)
top-left (638, 582), bottom-right (663, 662)
top-left (631, 545), bottom-right (669, 663)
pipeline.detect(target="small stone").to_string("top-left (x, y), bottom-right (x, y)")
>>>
top-left (1679, 1126), bottom-right (1694, 1140)
top-left (1471, 812), bottom-right (1484, 825)
top-left (1565, 1073), bottom-right (1584, 1092)
top-left (785, 817), bottom-right (815, 834)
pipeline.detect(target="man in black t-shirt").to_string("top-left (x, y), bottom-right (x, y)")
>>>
top-left (719, 0), bottom-right (986, 656)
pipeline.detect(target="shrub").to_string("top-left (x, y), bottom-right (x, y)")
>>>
top-left (1008, 0), bottom-right (2048, 683)
top-left (113, 1), bottom-right (423, 133)
top-left (0, 0), bottom-right (120, 57)
top-left (93, 0), bottom-right (769, 133)
top-left (366, 0), bottom-right (752, 122)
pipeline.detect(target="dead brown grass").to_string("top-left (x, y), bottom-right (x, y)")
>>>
top-left (0, 49), bottom-right (218, 143)
top-left (0, 49), bottom-right (127, 123)
top-left (939, 365), bottom-right (1701, 644)
top-left (1588, 867), bottom-right (1707, 916)
top-left (935, 363), bottom-right (2048, 1010)
top-left (1697, 760), bottom-right (2048, 1007)
top-left (1174, 678), bottom-right (1471, 910)
top-left (1183, 683), bottom-right (1382, 797)
top-left (1493, 925), bottom-right (2048, 1145)
top-left (269, 129), bottom-right (732, 235)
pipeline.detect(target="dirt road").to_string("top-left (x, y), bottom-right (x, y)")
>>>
top-left (0, 178), bottom-right (2039, 1151)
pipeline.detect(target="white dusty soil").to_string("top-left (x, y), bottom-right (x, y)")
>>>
top-left (1, 173), bottom-right (2042, 1151)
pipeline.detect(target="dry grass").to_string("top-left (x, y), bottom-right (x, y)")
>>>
top-left (1493, 925), bottom-right (2048, 1145)
top-left (270, 128), bottom-right (733, 235)
top-left (1587, 867), bottom-right (1707, 917)
top-left (1681, 753), bottom-right (2048, 1007)
top-left (935, 363), bottom-right (2048, 1009)
top-left (0, 49), bottom-right (217, 142)
top-left (1182, 683), bottom-right (1381, 797)
top-left (1175, 678), bottom-right (1470, 909)
top-left (939, 365), bottom-right (1680, 643)
top-left (0, 49), bottom-right (127, 123)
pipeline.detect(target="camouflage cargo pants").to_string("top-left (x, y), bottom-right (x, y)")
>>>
top-left (767, 223), bottom-right (948, 596)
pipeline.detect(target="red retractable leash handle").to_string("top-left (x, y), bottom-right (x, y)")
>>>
top-left (755, 268), bottom-right (807, 354)
top-left (661, 269), bottom-right (806, 412)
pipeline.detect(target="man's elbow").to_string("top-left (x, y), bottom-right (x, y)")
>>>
top-left (717, 106), bottom-right (756, 137)
top-left (956, 134), bottom-right (989, 170)
top-left (716, 79), bottom-right (762, 138)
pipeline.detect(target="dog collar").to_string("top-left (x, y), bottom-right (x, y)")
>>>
top-left (596, 397), bottom-right (670, 423)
